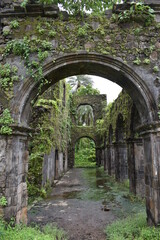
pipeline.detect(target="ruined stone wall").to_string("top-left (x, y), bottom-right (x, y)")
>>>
top-left (0, 3), bottom-right (160, 125)
top-left (104, 91), bottom-right (145, 196)
top-left (27, 80), bottom-right (70, 203)
top-left (42, 148), bottom-right (55, 187)
top-left (0, 134), bottom-right (28, 223)
top-left (0, 1), bottom-right (160, 225)
top-left (69, 94), bottom-right (107, 167)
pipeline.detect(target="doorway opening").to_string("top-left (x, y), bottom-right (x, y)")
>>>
top-left (75, 138), bottom-right (96, 168)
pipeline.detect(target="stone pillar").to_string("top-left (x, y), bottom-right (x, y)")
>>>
top-left (127, 139), bottom-right (136, 194)
top-left (134, 139), bottom-right (145, 197)
top-left (96, 147), bottom-right (102, 167)
top-left (58, 152), bottom-right (64, 176)
top-left (142, 129), bottom-right (160, 226)
top-left (68, 147), bottom-right (75, 168)
top-left (110, 144), bottom-right (115, 176)
top-left (127, 138), bottom-right (145, 196)
top-left (0, 128), bottom-right (29, 224)
top-left (104, 147), bottom-right (107, 171)
top-left (106, 145), bottom-right (111, 175)
top-left (64, 150), bottom-right (68, 171)
top-left (114, 142), bottom-right (119, 181)
top-left (114, 142), bottom-right (128, 181)
top-left (42, 148), bottom-right (55, 187)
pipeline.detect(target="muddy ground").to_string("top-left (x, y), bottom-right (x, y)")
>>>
top-left (28, 168), bottom-right (144, 240)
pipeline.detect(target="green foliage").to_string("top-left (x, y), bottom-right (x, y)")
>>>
top-left (0, 219), bottom-right (68, 240)
top-left (0, 109), bottom-right (14, 135)
top-left (75, 138), bottom-right (96, 168)
top-left (76, 105), bottom-right (94, 126)
top-left (20, 0), bottom-right (122, 15)
top-left (48, 30), bottom-right (56, 37)
top-left (68, 75), bottom-right (94, 92)
top-left (28, 81), bottom-right (71, 200)
top-left (20, 0), bottom-right (28, 8)
top-left (77, 24), bottom-right (89, 37)
top-left (143, 58), bottom-right (150, 65)
top-left (104, 90), bottom-right (133, 143)
top-left (153, 66), bottom-right (159, 73)
top-left (5, 37), bottom-right (51, 85)
top-left (38, 50), bottom-right (49, 62)
top-left (5, 38), bottom-right (30, 58)
top-left (133, 57), bottom-right (141, 65)
top-left (96, 119), bottom-right (105, 137)
top-left (118, 2), bottom-right (155, 26)
top-left (0, 63), bottom-right (18, 98)
top-left (76, 84), bottom-right (100, 96)
top-left (10, 20), bottom-right (19, 29)
top-left (3, 29), bottom-right (10, 36)
top-left (0, 197), bottom-right (7, 207)
top-left (106, 212), bottom-right (160, 240)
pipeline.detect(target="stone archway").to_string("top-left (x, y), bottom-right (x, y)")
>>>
top-left (11, 53), bottom-right (157, 125)
top-left (1, 53), bottom-right (160, 225)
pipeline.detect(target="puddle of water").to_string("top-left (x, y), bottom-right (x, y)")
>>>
top-left (47, 190), bottom-right (82, 200)
top-left (46, 167), bottom-right (145, 219)
top-left (79, 167), bottom-right (145, 218)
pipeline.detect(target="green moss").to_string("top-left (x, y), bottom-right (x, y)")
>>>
top-left (104, 91), bottom-right (133, 143)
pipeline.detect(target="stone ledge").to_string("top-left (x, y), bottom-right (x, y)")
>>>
top-left (0, 4), bottom-right (59, 18)
top-left (113, 3), bottom-right (160, 13)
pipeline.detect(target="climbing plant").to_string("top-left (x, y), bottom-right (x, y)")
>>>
top-left (117, 2), bottom-right (155, 26)
top-left (28, 80), bottom-right (72, 200)
top-left (0, 63), bottom-right (18, 99)
top-left (0, 109), bottom-right (14, 135)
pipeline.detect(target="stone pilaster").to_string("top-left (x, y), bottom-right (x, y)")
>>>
top-left (127, 139), bottom-right (136, 195)
top-left (0, 127), bottom-right (29, 224)
top-left (114, 142), bottom-right (128, 182)
top-left (142, 128), bottom-right (160, 225)
top-left (68, 146), bottom-right (75, 168)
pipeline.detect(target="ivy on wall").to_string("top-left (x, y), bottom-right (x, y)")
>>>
top-left (0, 109), bottom-right (14, 135)
top-left (28, 80), bottom-right (71, 199)
top-left (96, 90), bottom-right (133, 144)
top-left (0, 2), bottom-right (158, 102)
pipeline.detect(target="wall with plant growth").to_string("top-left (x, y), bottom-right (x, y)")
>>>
top-left (27, 80), bottom-right (71, 201)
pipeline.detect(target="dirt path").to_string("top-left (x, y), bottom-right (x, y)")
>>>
top-left (28, 168), bottom-right (117, 240)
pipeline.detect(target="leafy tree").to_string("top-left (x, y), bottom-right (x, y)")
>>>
top-left (77, 105), bottom-right (94, 126)
top-left (67, 75), bottom-right (93, 92)
top-left (75, 138), bottom-right (96, 167)
top-left (76, 84), bottom-right (100, 96)
top-left (21, 0), bottom-right (123, 15)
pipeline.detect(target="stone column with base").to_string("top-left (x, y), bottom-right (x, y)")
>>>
top-left (0, 126), bottom-right (29, 224)
top-left (141, 126), bottom-right (160, 226)
top-left (127, 138), bottom-right (145, 196)
top-left (114, 142), bottom-right (128, 181)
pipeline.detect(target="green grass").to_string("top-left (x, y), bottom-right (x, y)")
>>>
top-left (0, 219), bottom-right (68, 240)
top-left (75, 138), bottom-right (96, 168)
top-left (75, 159), bottom-right (96, 168)
top-left (106, 212), bottom-right (160, 240)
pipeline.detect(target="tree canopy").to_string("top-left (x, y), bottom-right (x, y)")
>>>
top-left (22, 0), bottom-right (123, 14)
top-left (67, 75), bottom-right (93, 92)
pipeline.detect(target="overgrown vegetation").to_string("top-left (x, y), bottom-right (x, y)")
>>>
top-left (0, 109), bottom-right (14, 135)
top-left (0, 63), bottom-right (18, 99)
top-left (96, 90), bottom-right (133, 143)
top-left (28, 80), bottom-right (71, 201)
top-left (117, 2), bottom-right (155, 26)
top-left (20, 0), bottom-right (122, 15)
top-left (75, 138), bottom-right (96, 168)
top-left (0, 219), bottom-right (68, 240)
top-left (0, 197), bottom-right (7, 207)
top-left (106, 212), bottom-right (160, 240)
